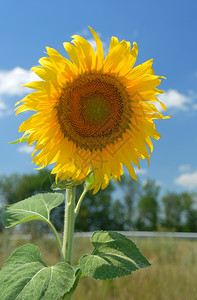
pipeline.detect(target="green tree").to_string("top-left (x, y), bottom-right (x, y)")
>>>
top-left (181, 192), bottom-right (197, 232)
top-left (0, 208), bottom-right (3, 232)
top-left (0, 170), bottom-right (127, 233)
top-left (162, 192), bottom-right (184, 231)
top-left (0, 170), bottom-right (55, 205)
top-left (162, 191), bottom-right (197, 232)
top-left (75, 182), bottom-right (125, 231)
top-left (117, 175), bottom-right (140, 230)
top-left (0, 173), bottom-right (21, 205)
top-left (136, 180), bottom-right (160, 231)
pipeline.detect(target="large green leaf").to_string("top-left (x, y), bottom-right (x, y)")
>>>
top-left (2, 193), bottom-right (64, 228)
top-left (79, 231), bottom-right (151, 280)
top-left (63, 267), bottom-right (82, 299)
top-left (0, 244), bottom-right (75, 300)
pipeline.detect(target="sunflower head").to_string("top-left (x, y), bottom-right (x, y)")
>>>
top-left (16, 27), bottom-right (169, 193)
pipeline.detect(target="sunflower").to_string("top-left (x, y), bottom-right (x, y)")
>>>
top-left (16, 27), bottom-right (169, 193)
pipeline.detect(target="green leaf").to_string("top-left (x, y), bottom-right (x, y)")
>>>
top-left (79, 231), bottom-right (151, 280)
top-left (2, 193), bottom-right (64, 228)
top-left (0, 244), bottom-right (76, 300)
top-left (9, 134), bottom-right (29, 144)
top-left (63, 267), bottom-right (82, 299)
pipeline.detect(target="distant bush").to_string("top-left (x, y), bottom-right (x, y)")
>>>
top-left (0, 170), bottom-right (197, 233)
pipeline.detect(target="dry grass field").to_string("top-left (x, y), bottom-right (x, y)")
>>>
top-left (0, 232), bottom-right (197, 300)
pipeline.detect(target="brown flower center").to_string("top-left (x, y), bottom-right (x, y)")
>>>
top-left (57, 72), bottom-right (132, 150)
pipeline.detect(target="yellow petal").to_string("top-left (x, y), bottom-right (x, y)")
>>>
top-left (63, 42), bottom-right (80, 69)
top-left (109, 36), bottom-right (119, 52)
top-left (71, 35), bottom-right (96, 71)
top-left (89, 26), bottom-right (104, 70)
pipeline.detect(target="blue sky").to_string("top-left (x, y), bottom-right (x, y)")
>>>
top-left (0, 0), bottom-right (197, 195)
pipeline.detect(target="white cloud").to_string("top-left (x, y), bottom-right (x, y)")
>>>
top-left (158, 89), bottom-right (192, 112)
top-left (188, 90), bottom-right (197, 110)
top-left (134, 168), bottom-right (147, 175)
top-left (0, 67), bottom-right (39, 117)
top-left (155, 180), bottom-right (163, 187)
top-left (0, 67), bottom-right (38, 97)
top-left (179, 164), bottom-right (191, 173)
top-left (18, 145), bottom-right (34, 154)
top-left (0, 101), bottom-right (7, 110)
top-left (174, 171), bottom-right (197, 189)
top-left (0, 100), bottom-right (8, 117)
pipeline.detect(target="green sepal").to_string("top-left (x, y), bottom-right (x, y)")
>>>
top-left (51, 178), bottom-right (86, 190)
top-left (79, 231), bottom-right (151, 280)
top-left (51, 172), bottom-right (93, 191)
top-left (84, 173), bottom-right (94, 190)
top-left (0, 244), bottom-right (76, 300)
top-left (9, 134), bottom-right (29, 144)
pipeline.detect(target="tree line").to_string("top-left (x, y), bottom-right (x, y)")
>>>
top-left (0, 169), bottom-right (197, 233)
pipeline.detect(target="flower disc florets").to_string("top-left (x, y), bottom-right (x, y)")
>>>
top-left (57, 72), bottom-right (132, 151)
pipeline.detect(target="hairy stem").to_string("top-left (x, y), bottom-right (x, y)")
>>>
top-left (62, 187), bottom-right (76, 264)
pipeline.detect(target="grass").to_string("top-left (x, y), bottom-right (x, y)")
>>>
top-left (0, 231), bottom-right (197, 300)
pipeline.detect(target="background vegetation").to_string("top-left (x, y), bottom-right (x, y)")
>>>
top-left (0, 170), bottom-right (197, 299)
top-left (0, 169), bottom-right (197, 235)
top-left (0, 234), bottom-right (196, 300)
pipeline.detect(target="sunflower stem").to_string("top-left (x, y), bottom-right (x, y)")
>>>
top-left (62, 187), bottom-right (76, 264)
